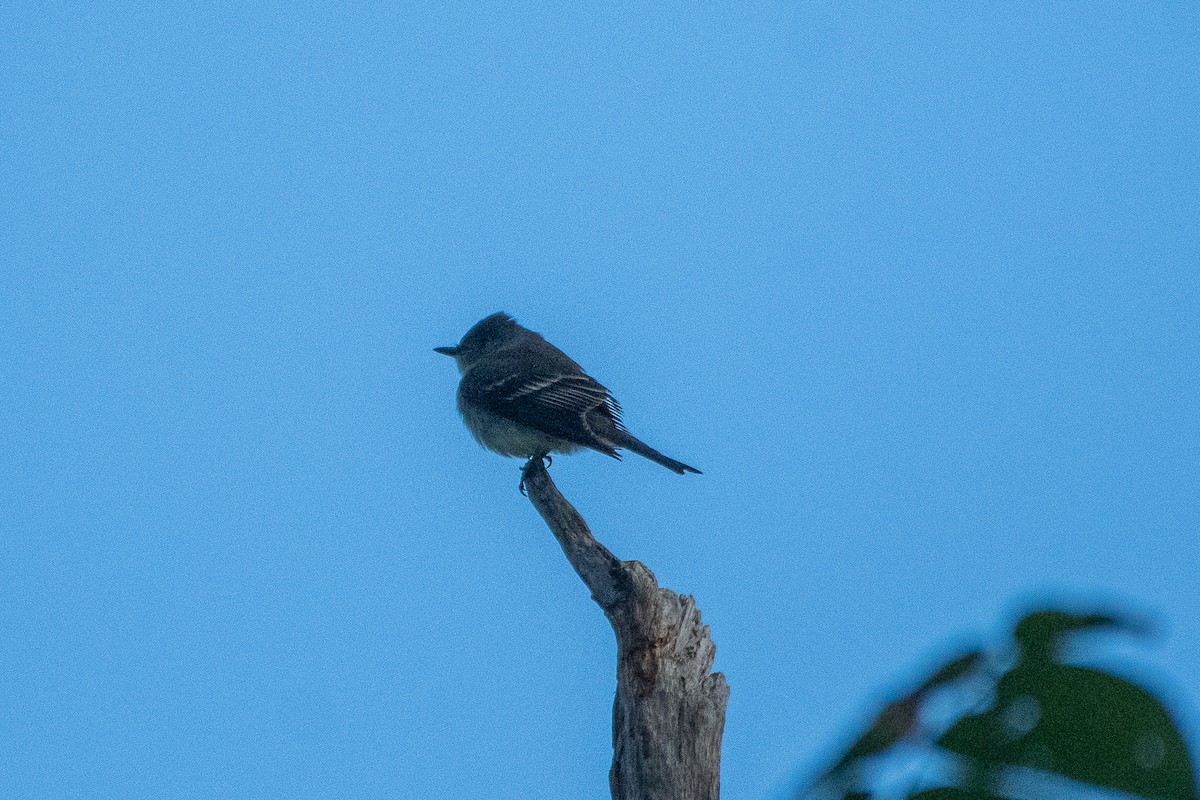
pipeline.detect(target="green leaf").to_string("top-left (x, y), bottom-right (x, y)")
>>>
top-left (914, 649), bottom-right (988, 696)
top-left (839, 696), bottom-right (921, 763)
top-left (938, 663), bottom-right (1196, 800)
top-left (1012, 609), bottom-right (1152, 662)
top-left (907, 789), bottom-right (1004, 800)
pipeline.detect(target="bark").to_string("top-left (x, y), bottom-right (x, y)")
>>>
top-left (521, 458), bottom-right (729, 800)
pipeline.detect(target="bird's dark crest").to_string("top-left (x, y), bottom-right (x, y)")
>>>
top-left (460, 312), bottom-right (521, 348)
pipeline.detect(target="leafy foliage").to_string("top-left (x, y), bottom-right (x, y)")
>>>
top-left (800, 604), bottom-right (1197, 800)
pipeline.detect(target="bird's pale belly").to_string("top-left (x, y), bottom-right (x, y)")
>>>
top-left (459, 399), bottom-right (584, 458)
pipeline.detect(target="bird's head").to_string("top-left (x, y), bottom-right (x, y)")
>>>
top-left (435, 312), bottom-right (525, 373)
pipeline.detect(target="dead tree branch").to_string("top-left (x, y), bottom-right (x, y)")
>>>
top-left (521, 458), bottom-right (729, 800)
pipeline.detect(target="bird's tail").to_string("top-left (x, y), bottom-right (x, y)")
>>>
top-left (610, 430), bottom-right (702, 475)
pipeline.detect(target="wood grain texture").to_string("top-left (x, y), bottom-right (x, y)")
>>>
top-left (521, 458), bottom-right (729, 800)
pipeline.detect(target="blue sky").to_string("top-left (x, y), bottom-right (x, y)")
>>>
top-left (3, 3), bottom-right (1198, 798)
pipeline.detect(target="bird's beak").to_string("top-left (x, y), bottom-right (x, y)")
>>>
top-left (433, 346), bottom-right (459, 356)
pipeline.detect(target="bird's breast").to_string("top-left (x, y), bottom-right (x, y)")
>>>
top-left (457, 393), bottom-right (583, 458)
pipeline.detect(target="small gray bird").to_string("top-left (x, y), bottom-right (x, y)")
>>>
top-left (435, 313), bottom-right (701, 475)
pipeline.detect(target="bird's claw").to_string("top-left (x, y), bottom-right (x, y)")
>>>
top-left (519, 454), bottom-right (552, 495)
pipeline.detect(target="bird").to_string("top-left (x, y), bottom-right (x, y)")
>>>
top-left (435, 312), bottom-right (701, 475)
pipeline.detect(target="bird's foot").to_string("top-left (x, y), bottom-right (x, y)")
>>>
top-left (519, 454), bottom-right (552, 496)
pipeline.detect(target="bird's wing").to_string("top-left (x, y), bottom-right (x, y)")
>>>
top-left (459, 361), bottom-right (624, 455)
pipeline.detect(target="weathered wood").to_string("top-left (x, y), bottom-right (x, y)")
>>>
top-left (521, 458), bottom-right (729, 800)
